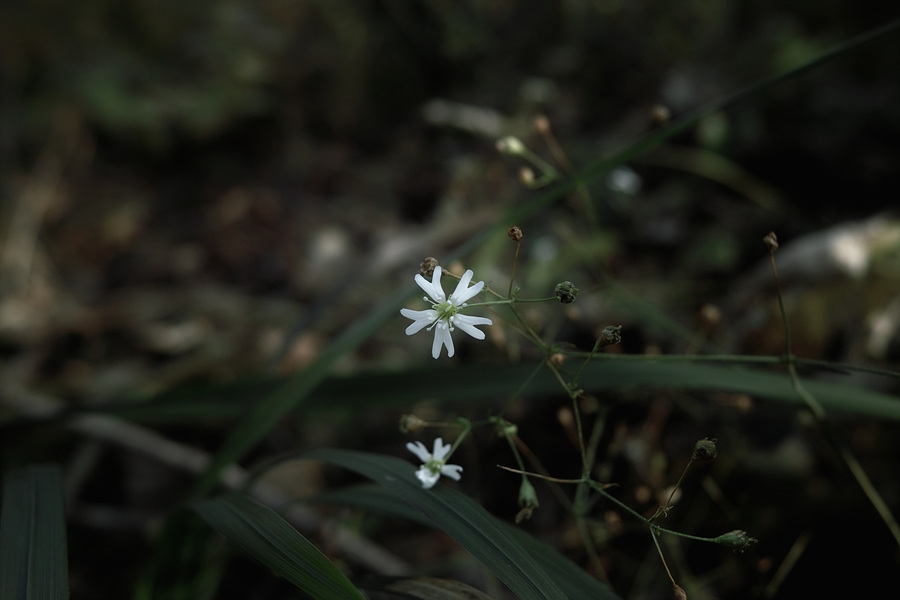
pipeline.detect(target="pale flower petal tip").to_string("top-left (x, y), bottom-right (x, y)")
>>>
top-left (401, 266), bottom-right (492, 358)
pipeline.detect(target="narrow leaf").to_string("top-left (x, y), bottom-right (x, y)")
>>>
top-left (305, 449), bottom-right (619, 600)
top-left (314, 484), bottom-right (619, 600)
top-left (0, 464), bottom-right (69, 600)
top-left (305, 360), bottom-right (900, 421)
top-left (193, 493), bottom-right (364, 600)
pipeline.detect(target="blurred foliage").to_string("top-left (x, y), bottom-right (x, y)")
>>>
top-left (0, 1), bottom-right (898, 599)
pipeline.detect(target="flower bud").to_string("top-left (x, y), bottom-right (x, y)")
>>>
top-left (515, 478), bottom-right (540, 523)
top-left (494, 419), bottom-right (518, 438)
top-left (713, 529), bottom-right (758, 552)
top-left (692, 438), bottom-right (718, 462)
top-left (419, 257), bottom-right (439, 278)
top-left (496, 135), bottom-right (526, 156)
top-left (763, 231), bottom-right (779, 252)
top-left (650, 104), bottom-right (671, 126)
top-left (399, 414), bottom-right (428, 433)
top-left (554, 281), bottom-right (579, 304)
top-left (518, 166), bottom-right (536, 186)
top-left (508, 226), bottom-right (523, 242)
top-left (699, 303), bottom-right (721, 327)
top-left (598, 325), bottom-right (621, 347)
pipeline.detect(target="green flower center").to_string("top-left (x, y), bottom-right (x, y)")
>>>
top-left (434, 299), bottom-right (458, 322)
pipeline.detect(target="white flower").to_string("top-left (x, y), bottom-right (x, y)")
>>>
top-left (400, 266), bottom-right (493, 359)
top-left (406, 437), bottom-right (463, 489)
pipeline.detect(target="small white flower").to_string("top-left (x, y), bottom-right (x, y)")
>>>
top-left (400, 266), bottom-right (493, 359)
top-left (406, 437), bottom-right (463, 489)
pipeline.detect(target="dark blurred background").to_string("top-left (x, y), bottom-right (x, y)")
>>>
top-left (1, 2), bottom-right (899, 599)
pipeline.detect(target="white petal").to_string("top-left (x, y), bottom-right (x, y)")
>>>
top-left (450, 270), bottom-right (484, 304)
top-left (431, 321), bottom-right (454, 358)
top-left (401, 308), bottom-right (437, 335)
top-left (415, 465), bottom-right (440, 489)
top-left (406, 441), bottom-right (432, 462)
top-left (431, 437), bottom-right (450, 460)
top-left (440, 464), bottom-right (463, 481)
top-left (451, 269), bottom-right (474, 297)
top-left (414, 266), bottom-right (445, 303)
top-left (452, 314), bottom-right (492, 340)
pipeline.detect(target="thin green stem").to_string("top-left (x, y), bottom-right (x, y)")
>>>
top-left (769, 243), bottom-right (900, 549)
top-left (769, 250), bottom-right (792, 360)
top-left (650, 529), bottom-right (678, 588)
top-left (508, 240), bottom-right (520, 299)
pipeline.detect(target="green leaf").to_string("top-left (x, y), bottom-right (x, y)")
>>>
top-left (359, 575), bottom-right (496, 599)
top-left (314, 483), bottom-right (620, 600)
top-left (193, 493), bottom-right (365, 600)
top-left (305, 449), bottom-right (619, 600)
top-left (305, 359), bottom-right (900, 421)
top-left (133, 510), bottom-right (226, 600)
top-left (0, 464), bottom-right (68, 600)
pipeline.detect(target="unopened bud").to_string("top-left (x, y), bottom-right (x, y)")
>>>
top-left (763, 231), bottom-right (779, 252)
top-left (534, 114), bottom-right (550, 134)
top-left (713, 529), bottom-right (758, 553)
top-left (518, 166), bottom-right (536, 186)
top-left (399, 414), bottom-right (428, 433)
top-left (515, 478), bottom-right (539, 523)
top-left (598, 325), bottom-right (622, 347)
top-left (419, 257), bottom-right (439, 278)
top-left (692, 438), bottom-right (718, 462)
top-left (550, 352), bottom-right (566, 366)
top-left (650, 104), bottom-right (671, 126)
top-left (508, 226), bottom-right (523, 242)
top-left (496, 136), bottom-right (526, 156)
top-left (494, 419), bottom-right (518, 437)
top-left (699, 303), bottom-right (721, 327)
top-left (672, 583), bottom-right (687, 600)
top-left (554, 281), bottom-right (579, 304)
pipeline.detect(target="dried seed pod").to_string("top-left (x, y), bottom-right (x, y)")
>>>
top-left (692, 437), bottom-right (718, 462)
top-left (508, 226), bottom-right (523, 242)
top-left (399, 414), bottom-right (428, 433)
top-left (763, 231), bottom-right (779, 252)
top-left (650, 103), bottom-right (671, 126)
top-left (419, 257), bottom-right (440, 278)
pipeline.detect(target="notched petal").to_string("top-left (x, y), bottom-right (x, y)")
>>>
top-left (432, 323), bottom-right (454, 358)
top-left (406, 441), bottom-right (431, 462)
top-left (441, 464), bottom-right (463, 480)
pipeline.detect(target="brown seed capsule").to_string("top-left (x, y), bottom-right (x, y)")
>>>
top-left (650, 104), bottom-right (671, 126)
top-left (419, 257), bottom-right (439, 278)
top-left (692, 437), bottom-right (718, 462)
top-left (763, 231), bottom-right (779, 252)
top-left (518, 166), bottom-right (535, 186)
top-left (399, 414), bottom-right (428, 433)
top-left (534, 114), bottom-right (550, 134)
top-left (699, 303), bottom-right (721, 327)
top-left (508, 226), bottom-right (523, 242)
